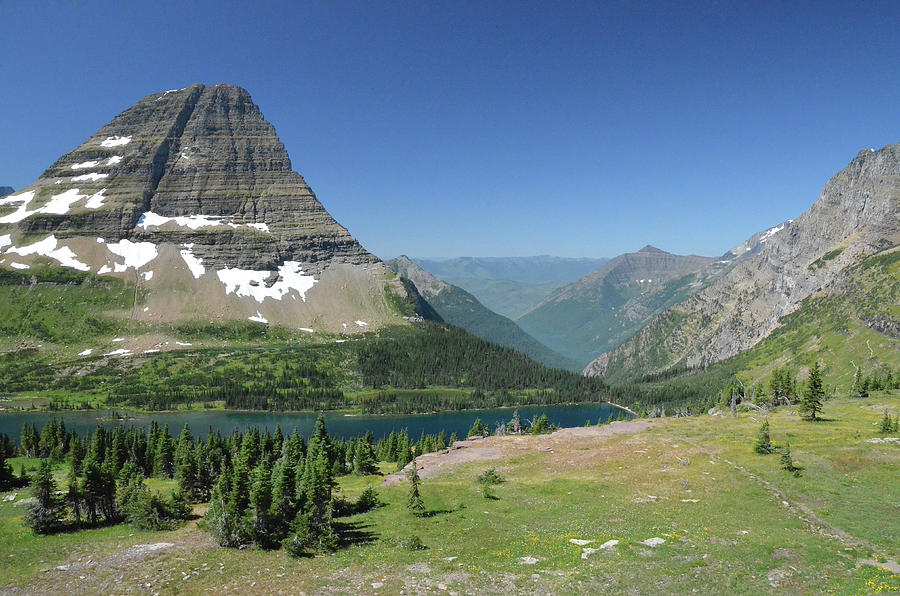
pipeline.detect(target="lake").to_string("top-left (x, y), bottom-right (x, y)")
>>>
top-left (0, 403), bottom-right (628, 442)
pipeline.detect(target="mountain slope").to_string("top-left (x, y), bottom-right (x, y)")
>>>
top-left (388, 256), bottom-right (579, 370)
top-left (517, 246), bottom-right (715, 365)
top-left (587, 143), bottom-right (900, 380)
top-left (412, 256), bottom-right (608, 318)
top-left (0, 84), bottom-right (420, 354)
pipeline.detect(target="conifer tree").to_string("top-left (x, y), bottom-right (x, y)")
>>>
top-left (753, 421), bottom-right (773, 454)
top-left (66, 464), bottom-right (82, 527)
top-left (25, 459), bottom-right (64, 534)
top-left (799, 362), bottom-right (825, 421)
top-left (250, 459), bottom-right (275, 548)
top-left (407, 459), bottom-right (425, 516)
top-left (353, 439), bottom-right (379, 476)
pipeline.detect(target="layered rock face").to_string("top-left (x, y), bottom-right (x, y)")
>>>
top-left (0, 84), bottom-right (409, 332)
top-left (586, 143), bottom-right (900, 379)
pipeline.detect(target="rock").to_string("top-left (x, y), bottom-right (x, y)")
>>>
top-left (640, 537), bottom-right (665, 547)
top-left (587, 143), bottom-right (900, 379)
top-left (519, 556), bottom-right (540, 565)
top-left (569, 539), bottom-right (594, 546)
top-left (3, 493), bottom-right (16, 502)
top-left (581, 548), bottom-right (599, 559)
top-left (599, 539), bottom-right (619, 550)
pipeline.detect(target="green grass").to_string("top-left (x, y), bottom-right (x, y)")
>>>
top-left (1, 394), bottom-right (897, 593)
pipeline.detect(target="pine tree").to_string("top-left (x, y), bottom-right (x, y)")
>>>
top-left (250, 460), bottom-right (275, 548)
top-left (799, 362), bottom-right (825, 421)
top-left (753, 421), bottom-right (773, 454)
top-left (25, 459), bottom-right (64, 534)
top-left (407, 459), bottom-right (425, 516)
top-left (780, 441), bottom-right (801, 476)
top-left (66, 465), bottom-right (82, 527)
top-left (0, 446), bottom-right (14, 491)
top-left (353, 439), bottom-right (379, 476)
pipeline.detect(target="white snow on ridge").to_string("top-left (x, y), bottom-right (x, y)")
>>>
top-left (5, 235), bottom-right (90, 271)
top-left (248, 312), bottom-right (268, 324)
top-left (97, 265), bottom-right (112, 274)
top-left (106, 155), bottom-right (123, 165)
top-left (107, 239), bottom-right (158, 270)
top-left (78, 349), bottom-right (92, 356)
top-left (298, 328), bottom-right (314, 333)
top-left (217, 261), bottom-right (317, 303)
top-left (100, 136), bottom-right (131, 147)
top-left (136, 211), bottom-right (272, 233)
top-left (355, 320), bottom-right (368, 327)
top-left (72, 172), bottom-right (108, 182)
top-left (759, 222), bottom-right (788, 244)
top-left (10, 262), bottom-right (29, 270)
top-left (104, 348), bottom-right (132, 357)
top-left (141, 271), bottom-right (154, 281)
top-left (0, 234), bottom-right (10, 250)
top-left (179, 244), bottom-right (205, 278)
top-left (71, 160), bottom-right (101, 170)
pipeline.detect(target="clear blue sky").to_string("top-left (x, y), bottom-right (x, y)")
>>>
top-left (2, 1), bottom-right (898, 260)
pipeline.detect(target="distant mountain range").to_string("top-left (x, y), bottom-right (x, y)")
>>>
top-left (0, 186), bottom-right (13, 198)
top-left (516, 246), bottom-right (716, 365)
top-left (388, 256), bottom-right (579, 370)
top-left (411, 256), bottom-right (608, 318)
top-left (586, 144), bottom-right (899, 383)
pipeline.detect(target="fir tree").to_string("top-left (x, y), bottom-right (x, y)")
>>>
top-left (753, 421), bottom-right (773, 454)
top-left (799, 362), bottom-right (825, 421)
top-left (25, 459), bottom-right (64, 534)
top-left (249, 459), bottom-right (275, 548)
top-left (407, 459), bottom-right (425, 516)
top-left (353, 439), bottom-right (379, 476)
top-left (780, 441), bottom-right (801, 476)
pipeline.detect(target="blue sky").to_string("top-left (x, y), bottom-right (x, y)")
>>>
top-left (2, 1), bottom-right (898, 259)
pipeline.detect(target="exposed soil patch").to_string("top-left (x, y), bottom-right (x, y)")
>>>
top-left (382, 421), bottom-right (651, 486)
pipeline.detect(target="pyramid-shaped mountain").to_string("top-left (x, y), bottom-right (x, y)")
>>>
top-left (0, 84), bottom-right (414, 332)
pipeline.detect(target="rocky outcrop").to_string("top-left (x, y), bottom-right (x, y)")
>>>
top-left (586, 144), bottom-right (900, 380)
top-left (1, 84), bottom-right (413, 333)
top-left (0, 187), bottom-right (12, 199)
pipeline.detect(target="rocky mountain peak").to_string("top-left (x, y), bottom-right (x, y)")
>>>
top-left (1, 85), bottom-right (412, 335)
top-left (637, 244), bottom-right (666, 254)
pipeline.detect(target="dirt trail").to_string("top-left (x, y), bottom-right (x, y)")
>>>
top-left (382, 421), bottom-right (651, 486)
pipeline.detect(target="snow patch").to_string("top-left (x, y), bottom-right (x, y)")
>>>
top-left (104, 349), bottom-right (132, 357)
top-left (72, 172), bottom-right (108, 182)
top-left (6, 235), bottom-right (90, 271)
top-left (71, 160), bottom-right (100, 170)
top-left (248, 312), bottom-right (268, 324)
top-left (41, 188), bottom-right (87, 214)
top-left (0, 190), bottom-right (37, 224)
top-left (78, 349), bottom-right (93, 356)
top-left (143, 307), bottom-right (150, 312)
top-left (141, 271), bottom-right (154, 281)
top-left (216, 261), bottom-right (316, 303)
top-left (97, 265), bottom-right (112, 274)
top-left (759, 222), bottom-right (787, 244)
top-left (106, 155), bottom-right (123, 165)
top-left (100, 136), bottom-right (131, 147)
top-left (136, 211), bottom-right (271, 233)
top-left (84, 189), bottom-right (107, 209)
top-left (143, 349), bottom-right (160, 354)
top-left (10, 262), bottom-right (29, 270)
top-left (0, 234), bottom-right (10, 250)
top-left (355, 320), bottom-right (368, 327)
top-left (96, 238), bottom-right (105, 243)
top-left (107, 239), bottom-right (158, 270)
top-left (179, 244), bottom-right (205, 278)
top-left (298, 327), bottom-right (314, 333)
top-left (175, 341), bottom-right (192, 347)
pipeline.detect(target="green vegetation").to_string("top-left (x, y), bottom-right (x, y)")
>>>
top-left (2, 395), bottom-right (897, 593)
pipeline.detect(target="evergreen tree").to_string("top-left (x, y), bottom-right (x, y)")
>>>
top-left (780, 441), bottom-right (801, 476)
top-left (799, 362), bottom-right (825, 421)
top-left (270, 460), bottom-right (297, 536)
top-left (0, 446), bottom-right (15, 491)
top-left (153, 426), bottom-right (175, 477)
top-left (249, 460), bottom-right (275, 548)
top-left (25, 459), bottom-right (64, 534)
top-left (407, 459), bottom-right (425, 516)
top-left (753, 421), bottom-right (773, 454)
top-left (353, 439), bottom-right (379, 476)
top-left (878, 410), bottom-right (899, 434)
top-left (66, 465), bottom-right (82, 527)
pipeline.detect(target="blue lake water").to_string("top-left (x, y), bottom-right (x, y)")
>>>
top-left (0, 403), bottom-right (628, 442)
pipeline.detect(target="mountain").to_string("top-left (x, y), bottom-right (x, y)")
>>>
top-left (388, 256), bottom-right (579, 370)
top-left (516, 246), bottom-right (716, 365)
top-left (0, 84), bottom-right (423, 352)
top-left (0, 187), bottom-right (13, 199)
top-left (411, 256), bottom-right (608, 318)
top-left (587, 144), bottom-right (900, 381)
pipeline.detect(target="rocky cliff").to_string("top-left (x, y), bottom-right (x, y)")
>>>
top-left (0, 84), bottom-right (414, 335)
top-left (586, 143), bottom-right (900, 380)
